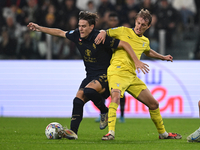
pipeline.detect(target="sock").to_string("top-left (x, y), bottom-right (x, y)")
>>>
top-left (120, 96), bottom-right (125, 117)
top-left (84, 88), bottom-right (108, 114)
top-left (70, 97), bottom-right (84, 134)
top-left (108, 102), bottom-right (118, 133)
top-left (149, 108), bottom-right (166, 135)
top-left (159, 131), bottom-right (168, 138)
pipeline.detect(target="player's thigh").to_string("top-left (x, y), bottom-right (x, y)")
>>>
top-left (127, 76), bottom-right (147, 98)
top-left (108, 74), bottom-right (130, 98)
top-left (85, 79), bottom-right (104, 93)
top-left (137, 88), bottom-right (159, 110)
top-left (85, 74), bottom-right (108, 94)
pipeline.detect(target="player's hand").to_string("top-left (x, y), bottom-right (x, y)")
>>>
top-left (135, 61), bottom-right (150, 74)
top-left (163, 55), bottom-right (173, 62)
top-left (95, 30), bottom-right (106, 45)
top-left (27, 22), bottom-right (40, 32)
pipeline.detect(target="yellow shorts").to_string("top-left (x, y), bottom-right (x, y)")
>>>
top-left (108, 70), bottom-right (147, 98)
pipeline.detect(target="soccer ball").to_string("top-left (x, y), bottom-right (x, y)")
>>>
top-left (45, 122), bottom-right (63, 139)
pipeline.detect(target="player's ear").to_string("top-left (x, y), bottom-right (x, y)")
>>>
top-left (90, 24), bottom-right (94, 29)
top-left (147, 24), bottom-right (151, 29)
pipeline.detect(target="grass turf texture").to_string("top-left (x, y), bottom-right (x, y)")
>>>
top-left (0, 118), bottom-right (199, 150)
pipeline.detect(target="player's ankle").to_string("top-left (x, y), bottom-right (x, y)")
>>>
top-left (109, 130), bottom-right (115, 136)
top-left (159, 131), bottom-right (168, 138)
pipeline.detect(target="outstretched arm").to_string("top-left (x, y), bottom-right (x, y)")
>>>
top-left (27, 22), bottom-right (66, 38)
top-left (144, 49), bottom-right (173, 62)
top-left (118, 41), bottom-right (149, 74)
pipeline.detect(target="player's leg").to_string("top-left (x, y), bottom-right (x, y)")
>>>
top-left (137, 88), bottom-right (182, 139)
top-left (95, 98), bottom-right (106, 122)
top-left (63, 77), bottom-right (92, 139)
top-left (84, 74), bottom-right (110, 129)
top-left (119, 95), bottom-right (125, 123)
top-left (63, 89), bottom-right (88, 140)
top-left (187, 127), bottom-right (200, 142)
top-left (102, 73), bottom-right (128, 140)
top-left (84, 82), bottom-right (108, 114)
top-left (198, 100), bottom-right (200, 117)
top-left (102, 89), bottom-right (120, 140)
top-left (187, 100), bottom-right (200, 142)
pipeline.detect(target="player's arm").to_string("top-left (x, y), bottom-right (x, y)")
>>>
top-left (27, 22), bottom-right (66, 38)
top-left (118, 40), bottom-right (149, 74)
top-left (144, 49), bottom-right (173, 62)
top-left (95, 30), bottom-right (106, 44)
top-left (95, 30), bottom-right (149, 74)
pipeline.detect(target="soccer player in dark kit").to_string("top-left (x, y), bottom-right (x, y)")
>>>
top-left (27, 11), bottom-right (149, 139)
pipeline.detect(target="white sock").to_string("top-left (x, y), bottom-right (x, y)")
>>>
top-left (109, 130), bottom-right (115, 136)
top-left (159, 131), bottom-right (168, 138)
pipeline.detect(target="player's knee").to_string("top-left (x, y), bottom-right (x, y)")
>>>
top-left (149, 101), bottom-right (159, 110)
top-left (83, 88), bottom-right (97, 99)
top-left (73, 97), bottom-right (85, 108)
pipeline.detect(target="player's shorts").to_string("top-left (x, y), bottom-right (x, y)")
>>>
top-left (108, 70), bottom-right (147, 98)
top-left (79, 74), bottom-right (110, 99)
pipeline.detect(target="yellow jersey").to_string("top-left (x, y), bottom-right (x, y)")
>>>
top-left (107, 26), bottom-right (150, 75)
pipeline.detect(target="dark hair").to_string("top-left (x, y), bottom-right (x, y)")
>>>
top-left (136, 9), bottom-right (152, 25)
top-left (79, 11), bottom-right (98, 26)
top-left (108, 12), bottom-right (118, 19)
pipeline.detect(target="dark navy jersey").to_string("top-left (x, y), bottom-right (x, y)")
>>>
top-left (65, 29), bottom-right (120, 77)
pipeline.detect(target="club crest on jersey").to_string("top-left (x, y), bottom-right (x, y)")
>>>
top-left (116, 83), bottom-right (120, 87)
top-left (142, 42), bottom-right (145, 47)
top-left (85, 49), bottom-right (91, 56)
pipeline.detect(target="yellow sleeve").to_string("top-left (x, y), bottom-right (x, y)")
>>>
top-left (144, 38), bottom-right (151, 52)
top-left (106, 26), bottom-right (124, 39)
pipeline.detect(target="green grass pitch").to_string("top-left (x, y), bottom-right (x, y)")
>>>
top-left (0, 117), bottom-right (200, 150)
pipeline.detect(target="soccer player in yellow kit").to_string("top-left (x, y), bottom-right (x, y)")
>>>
top-left (95, 9), bottom-right (182, 140)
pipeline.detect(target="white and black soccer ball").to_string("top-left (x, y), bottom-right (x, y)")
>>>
top-left (45, 122), bottom-right (63, 139)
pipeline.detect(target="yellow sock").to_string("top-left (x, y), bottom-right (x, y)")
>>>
top-left (149, 108), bottom-right (166, 134)
top-left (108, 102), bottom-right (118, 132)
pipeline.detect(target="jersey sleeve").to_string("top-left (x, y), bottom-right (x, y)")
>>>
top-left (144, 39), bottom-right (151, 52)
top-left (65, 29), bottom-right (78, 42)
top-left (103, 35), bottom-right (120, 49)
top-left (106, 26), bottom-right (124, 39)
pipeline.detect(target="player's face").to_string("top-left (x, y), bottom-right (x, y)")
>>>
top-left (108, 17), bottom-right (119, 28)
top-left (134, 17), bottom-right (150, 36)
top-left (78, 19), bottom-right (94, 38)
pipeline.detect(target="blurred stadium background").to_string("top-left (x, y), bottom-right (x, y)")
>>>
top-left (0, 0), bottom-right (200, 118)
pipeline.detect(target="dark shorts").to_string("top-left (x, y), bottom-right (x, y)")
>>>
top-left (79, 74), bottom-right (110, 99)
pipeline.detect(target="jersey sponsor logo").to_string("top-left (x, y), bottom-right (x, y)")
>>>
top-left (69, 30), bottom-right (74, 34)
top-left (84, 49), bottom-right (97, 62)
